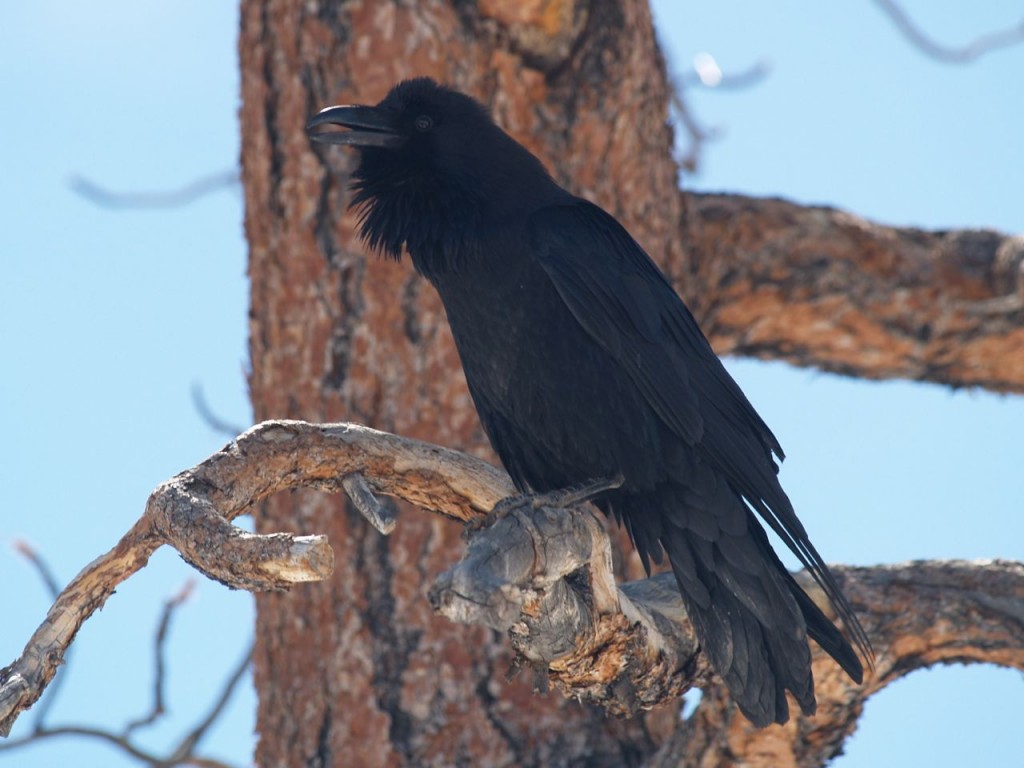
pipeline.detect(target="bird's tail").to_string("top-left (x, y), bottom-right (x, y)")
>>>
top-left (635, 486), bottom-right (863, 727)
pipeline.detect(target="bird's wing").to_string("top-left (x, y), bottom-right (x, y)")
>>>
top-left (529, 200), bottom-right (779, 458)
top-left (529, 201), bottom-right (872, 660)
top-left (528, 204), bottom-right (706, 446)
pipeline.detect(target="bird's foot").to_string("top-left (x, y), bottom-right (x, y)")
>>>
top-left (465, 473), bottom-right (624, 537)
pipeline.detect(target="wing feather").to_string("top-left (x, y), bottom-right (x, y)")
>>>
top-left (529, 201), bottom-right (872, 663)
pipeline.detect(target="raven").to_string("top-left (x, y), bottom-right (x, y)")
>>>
top-left (308, 78), bottom-right (871, 726)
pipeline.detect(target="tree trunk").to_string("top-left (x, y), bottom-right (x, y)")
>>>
top-left (240, 1), bottom-right (677, 765)
top-left (238, 1), bottom-right (1022, 766)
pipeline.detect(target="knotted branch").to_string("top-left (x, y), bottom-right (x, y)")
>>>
top-left (1, 420), bottom-right (504, 736)
top-left (2, 419), bottom-right (1021, 768)
top-left (654, 560), bottom-right (1024, 768)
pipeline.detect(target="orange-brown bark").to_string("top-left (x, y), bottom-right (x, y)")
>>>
top-left (686, 194), bottom-right (1024, 392)
top-left (654, 561), bottom-right (1024, 768)
top-left (240, 0), bottom-right (676, 764)
top-left (237, 0), bottom-right (1023, 765)
top-left (3, 420), bottom-right (1020, 768)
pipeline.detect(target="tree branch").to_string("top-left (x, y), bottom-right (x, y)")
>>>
top-left (653, 560), bottom-right (1024, 768)
top-left (0, 564), bottom-right (250, 767)
top-left (68, 169), bottom-right (239, 209)
top-left (0, 420), bottom-right (501, 736)
top-left (2, 421), bottom-right (1020, 767)
top-left (191, 382), bottom-right (248, 439)
top-left (872, 0), bottom-right (1024, 64)
top-left (683, 192), bottom-right (1024, 392)
top-left (665, 54), bottom-right (771, 173)
top-left (123, 581), bottom-right (196, 736)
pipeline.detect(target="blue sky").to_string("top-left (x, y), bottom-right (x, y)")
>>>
top-left (2, 2), bottom-right (1021, 766)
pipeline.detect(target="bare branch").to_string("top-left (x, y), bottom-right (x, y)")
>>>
top-left (124, 581), bottom-right (196, 736)
top-left (435, 503), bottom-right (1024, 727)
top-left (4, 557), bottom-right (250, 765)
top-left (873, 0), bottom-right (1024, 63)
top-left (676, 55), bottom-right (772, 91)
top-left (0, 420), bottom-right (505, 735)
top-left (3, 419), bottom-right (1021, 764)
top-left (0, 723), bottom-right (172, 764)
top-left (652, 560), bottom-right (1024, 768)
top-left (191, 382), bottom-right (248, 439)
top-left (666, 87), bottom-right (721, 175)
top-left (664, 53), bottom-right (771, 173)
top-left (167, 645), bottom-right (253, 765)
top-left (0, 719), bottom-right (240, 768)
top-left (69, 168), bottom-right (239, 209)
top-left (432, 503), bottom-right (710, 713)
top-left (11, 540), bottom-right (62, 599)
top-left (684, 193), bottom-right (1024, 392)
top-left (11, 542), bottom-right (66, 730)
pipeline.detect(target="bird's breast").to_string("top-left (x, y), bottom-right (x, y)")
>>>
top-left (431, 245), bottom-right (554, 397)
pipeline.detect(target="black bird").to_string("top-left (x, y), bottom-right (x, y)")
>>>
top-left (307, 78), bottom-right (871, 726)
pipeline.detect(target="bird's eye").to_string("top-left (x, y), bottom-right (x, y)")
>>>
top-left (414, 115), bottom-right (433, 132)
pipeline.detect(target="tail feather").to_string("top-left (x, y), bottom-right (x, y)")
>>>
top-left (747, 508), bottom-right (867, 685)
top-left (611, 470), bottom-right (866, 726)
top-left (784, 570), bottom-right (864, 684)
top-left (661, 520), bottom-right (815, 726)
top-left (616, 478), bottom-right (865, 727)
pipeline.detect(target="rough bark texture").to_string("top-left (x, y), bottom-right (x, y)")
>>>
top-left (7, 420), bottom-right (1018, 766)
top-left (237, 1), bottom-right (1023, 766)
top-left (686, 194), bottom-right (1024, 392)
top-left (0, 518), bottom-right (161, 738)
top-left (652, 561), bottom-right (1024, 768)
top-left (240, 1), bottom-right (680, 765)
top-left (0, 420), bottom-right (687, 742)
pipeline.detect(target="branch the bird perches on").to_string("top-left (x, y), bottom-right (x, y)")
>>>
top-left (2, 420), bottom-right (1022, 761)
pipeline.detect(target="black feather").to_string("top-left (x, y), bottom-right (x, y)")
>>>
top-left (315, 77), bottom-right (873, 726)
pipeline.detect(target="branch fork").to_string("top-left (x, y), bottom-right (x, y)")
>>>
top-left (3, 419), bottom-right (1022, 761)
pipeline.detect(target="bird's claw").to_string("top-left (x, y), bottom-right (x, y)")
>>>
top-left (464, 473), bottom-right (624, 538)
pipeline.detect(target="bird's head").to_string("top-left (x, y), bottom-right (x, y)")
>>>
top-left (307, 78), bottom-right (559, 264)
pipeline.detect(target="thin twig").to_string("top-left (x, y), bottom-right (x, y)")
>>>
top-left (167, 646), bottom-right (253, 764)
top-left (0, 722), bottom-right (240, 768)
top-left (191, 383), bottom-right (248, 439)
top-left (69, 168), bottom-right (239, 209)
top-left (12, 540), bottom-right (61, 599)
top-left (663, 52), bottom-right (771, 173)
top-left (124, 581), bottom-right (196, 736)
top-left (0, 724), bottom-right (169, 763)
top-left (0, 562), bottom-right (247, 767)
top-left (676, 57), bottom-right (771, 91)
top-left (873, 0), bottom-right (1024, 63)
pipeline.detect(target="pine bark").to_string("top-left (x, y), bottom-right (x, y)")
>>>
top-left (240, 1), bottom-right (676, 765)
top-left (238, 1), bottom-right (1022, 766)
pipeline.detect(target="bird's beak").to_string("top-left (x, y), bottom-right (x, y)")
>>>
top-left (306, 105), bottom-right (407, 149)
